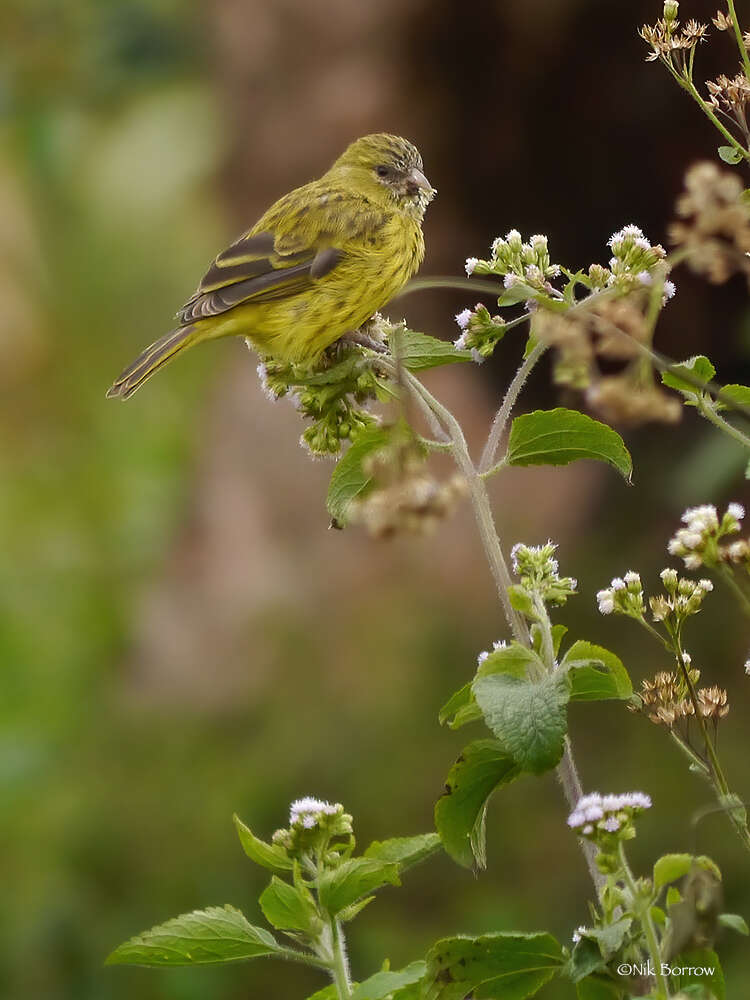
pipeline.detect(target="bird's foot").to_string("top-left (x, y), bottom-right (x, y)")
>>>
top-left (337, 325), bottom-right (388, 355)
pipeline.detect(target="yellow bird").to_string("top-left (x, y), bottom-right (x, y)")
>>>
top-left (107, 133), bottom-right (435, 399)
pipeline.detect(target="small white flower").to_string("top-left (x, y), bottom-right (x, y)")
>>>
top-left (453, 333), bottom-right (467, 351)
top-left (636, 270), bottom-right (653, 285)
top-left (465, 257), bottom-right (478, 276)
top-left (470, 348), bottom-right (484, 364)
top-left (728, 502), bottom-right (745, 521)
top-left (524, 264), bottom-right (542, 283)
top-left (684, 553), bottom-right (703, 569)
top-left (530, 234), bottom-right (548, 249)
top-left (624, 570), bottom-right (641, 585)
top-left (602, 817), bottom-right (621, 832)
top-left (505, 229), bottom-right (522, 244)
top-left (663, 280), bottom-right (676, 300)
top-left (455, 308), bottom-right (472, 330)
top-left (728, 540), bottom-right (746, 559)
top-left (572, 926), bottom-right (586, 944)
top-left (697, 579), bottom-right (713, 592)
top-left (477, 650), bottom-right (489, 665)
top-left (634, 236), bottom-right (652, 251)
top-left (745, 659), bottom-right (750, 675)
top-left (611, 577), bottom-right (626, 591)
top-left (503, 273), bottom-right (521, 288)
top-left (681, 652), bottom-right (692, 665)
top-left (597, 590), bottom-right (615, 614)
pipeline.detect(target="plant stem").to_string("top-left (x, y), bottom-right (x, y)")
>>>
top-left (718, 562), bottom-right (750, 618)
top-left (479, 341), bottom-right (547, 474)
top-left (726, 0), bottom-right (750, 83)
top-left (617, 841), bottom-right (671, 999)
top-left (696, 397), bottom-right (750, 452)
top-left (399, 367), bottom-right (605, 892)
top-left (327, 919), bottom-right (352, 1000)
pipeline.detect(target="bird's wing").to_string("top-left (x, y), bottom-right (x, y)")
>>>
top-left (177, 185), bottom-right (387, 324)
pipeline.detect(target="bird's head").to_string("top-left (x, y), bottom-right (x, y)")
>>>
top-left (330, 133), bottom-right (436, 218)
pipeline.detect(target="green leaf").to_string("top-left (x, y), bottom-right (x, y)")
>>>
top-left (506, 408), bottom-right (632, 480)
top-left (435, 739), bottom-right (520, 869)
top-left (718, 144), bottom-right (743, 164)
top-left (395, 329), bottom-right (472, 370)
top-left (106, 905), bottom-right (281, 967)
top-left (670, 948), bottom-right (724, 999)
top-left (661, 356), bottom-right (716, 397)
top-left (583, 919), bottom-right (632, 961)
top-left (497, 281), bottom-right (538, 307)
top-left (337, 895), bottom-right (375, 923)
top-left (317, 858), bottom-right (400, 917)
top-left (717, 383), bottom-right (750, 411)
top-left (567, 937), bottom-right (607, 983)
top-left (351, 961), bottom-right (426, 1000)
top-left (654, 853), bottom-right (693, 890)
top-left (306, 986), bottom-right (339, 1000)
top-left (363, 833), bottom-right (441, 871)
top-left (718, 912), bottom-right (749, 935)
top-left (561, 641), bottom-right (632, 701)
top-left (575, 976), bottom-right (623, 999)
top-left (326, 427), bottom-right (390, 526)
top-left (259, 876), bottom-right (319, 933)
top-left (473, 673), bottom-right (570, 775)
top-left (423, 932), bottom-right (563, 1000)
top-left (233, 814), bottom-right (293, 872)
top-left (439, 644), bottom-right (542, 730)
top-left (439, 682), bottom-right (482, 729)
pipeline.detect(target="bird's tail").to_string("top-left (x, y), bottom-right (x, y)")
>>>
top-left (106, 324), bottom-right (199, 399)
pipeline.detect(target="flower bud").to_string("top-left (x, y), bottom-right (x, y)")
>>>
top-left (663, 1), bottom-right (679, 25)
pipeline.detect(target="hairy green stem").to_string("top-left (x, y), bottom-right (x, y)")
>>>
top-left (325, 919), bottom-right (352, 1000)
top-left (696, 397), bottom-right (750, 451)
top-left (479, 341), bottom-right (547, 474)
top-left (617, 842), bottom-right (671, 999)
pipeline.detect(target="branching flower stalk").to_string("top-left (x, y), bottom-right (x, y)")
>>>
top-left (377, 353), bottom-right (604, 891)
top-left (598, 563), bottom-right (750, 853)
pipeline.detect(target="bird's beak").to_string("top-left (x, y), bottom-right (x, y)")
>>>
top-left (407, 167), bottom-right (435, 197)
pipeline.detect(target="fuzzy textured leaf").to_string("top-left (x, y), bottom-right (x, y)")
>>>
top-left (575, 976), bottom-right (623, 999)
top-left (106, 905), bottom-right (280, 966)
top-left (473, 673), bottom-right (570, 775)
top-left (435, 739), bottom-right (520, 869)
top-left (423, 932), bottom-right (563, 1000)
top-left (363, 833), bottom-right (441, 871)
top-left (317, 858), bottom-right (400, 917)
top-left (506, 408), bottom-right (632, 480)
top-left (326, 427), bottom-right (391, 525)
top-left (561, 641), bottom-right (632, 701)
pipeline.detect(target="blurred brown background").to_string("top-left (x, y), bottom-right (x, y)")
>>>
top-left (1, 1), bottom-right (749, 997)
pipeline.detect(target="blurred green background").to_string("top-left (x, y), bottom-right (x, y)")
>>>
top-left (2, 0), bottom-right (749, 997)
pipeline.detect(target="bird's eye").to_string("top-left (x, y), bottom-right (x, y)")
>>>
top-left (375, 165), bottom-right (390, 178)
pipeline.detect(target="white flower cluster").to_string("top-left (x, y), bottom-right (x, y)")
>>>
top-left (606, 225), bottom-right (675, 300)
top-left (596, 570), bottom-right (643, 616)
top-left (289, 797), bottom-right (340, 829)
top-left (464, 231), bottom-right (560, 290)
top-left (567, 791), bottom-right (652, 837)
top-left (477, 639), bottom-right (508, 666)
top-left (667, 502), bottom-right (744, 568)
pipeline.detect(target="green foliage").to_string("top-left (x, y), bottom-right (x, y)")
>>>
top-left (106, 906), bottom-right (280, 967)
top-left (434, 740), bottom-right (520, 869)
top-left (326, 426), bottom-right (392, 525)
top-left (350, 961), bottom-right (426, 1000)
top-left (505, 408), bottom-right (632, 480)
top-left (234, 814), bottom-right (294, 871)
top-left (422, 932), bottom-right (564, 1000)
top-left (317, 859), bottom-right (401, 917)
top-left (259, 876), bottom-right (320, 933)
top-left (560, 641), bottom-right (633, 702)
top-left (363, 833), bottom-right (441, 871)
top-left (473, 673), bottom-right (570, 775)
top-left (393, 328), bottom-right (472, 369)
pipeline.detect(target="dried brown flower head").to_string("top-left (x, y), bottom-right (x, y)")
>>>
top-left (670, 162), bottom-right (750, 284)
top-left (696, 686), bottom-right (729, 719)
